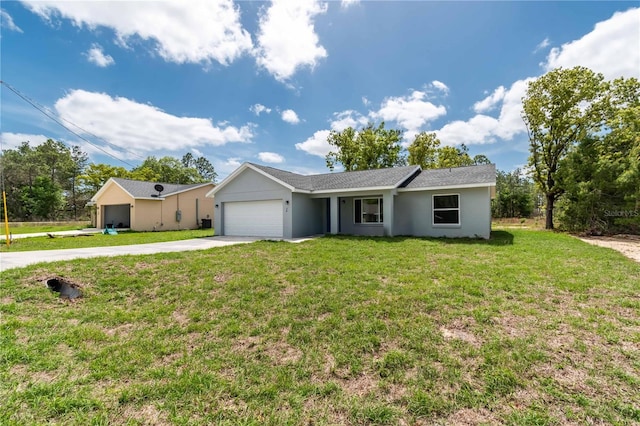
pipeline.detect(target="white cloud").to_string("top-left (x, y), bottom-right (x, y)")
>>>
top-left (53, 89), bottom-right (253, 158)
top-left (361, 96), bottom-right (370, 106)
top-left (330, 110), bottom-right (368, 131)
top-left (295, 129), bottom-right (332, 157)
top-left (371, 90), bottom-right (447, 132)
top-left (341, 0), bottom-right (360, 8)
top-left (225, 157), bottom-right (242, 168)
top-left (1, 9), bottom-right (23, 33)
top-left (533, 37), bottom-right (550, 53)
top-left (431, 80), bottom-right (449, 94)
top-left (1, 132), bottom-right (51, 149)
top-left (473, 86), bottom-right (506, 113)
top-left (544, 8), bottom-right (640, 80)
top-left (191, 148), bottom-right (204, 157)
top-left (85, 43), bottom-right (115, 67)
top-left (281, 109), bottom-right (300, 124)
top-left (435, 8), bottom-right (639, 148)
top-left (254, 0), bottom-right (328, 82)
top-left (437, 78), bottom-right (533, 146)
top-left (250, 103), bottom-right (272, 116)
top-left (258, 152), bottom-right (285, 163)
top-left (22, 0), bottom-right (253, 66)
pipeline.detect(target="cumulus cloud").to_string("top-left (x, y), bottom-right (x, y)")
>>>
top-left (435, 9), bottom-right (638, 148)
top-left (473, 86), bottom-right (506, 113)
top-left (437, 78), bottom-right (533, 146)
top-left (85, 43), bottom-right (115, 67)
top-left (225, 157), bottom-right (242, 168)
top-left (330, 110), bottom-right (368, 131)
top-left (431, 80), bottom-right (449, 94)
top-left (1, 132), bottom-right (51, 149)
top-left (258, 152), bottom-right (285, 163)
top-left (22, 0), bottom-right (253, 66)
top-left (544, 7), bottom-right (640, 80)
top-left (371, 90), bottom-right (447, 132)
top-left (281, 109), bottom-right (300, 124)
top-left (1, 9), bottom-right (23, 33)
top-left (295, 129), bottom-right (332, 158)
top-left (341, 0), bottom-right (360, 8)
top-left (254, 0), bottom-right (328, 82)
top-left (250, 103), bottom-right (272, 116)
top-left (53, 89), bottom-right (253, 158)
top-left (533, 37), bottom-right (550, 53)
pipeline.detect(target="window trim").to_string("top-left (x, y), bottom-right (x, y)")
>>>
top-left (354, 197), bottom-right (384, 224)
top-left (432, 193), bottom-right (461, 226)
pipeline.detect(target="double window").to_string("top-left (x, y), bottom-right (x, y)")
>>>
top-left (433, 194), bottom-right (460, 225)
top-left (354, 198), bottom-right (383, 224)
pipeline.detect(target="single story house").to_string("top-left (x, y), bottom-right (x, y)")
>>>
top-left (89, 178), bottom-right (215, 231)
top-left (206, 162), bottom-right (496, 239)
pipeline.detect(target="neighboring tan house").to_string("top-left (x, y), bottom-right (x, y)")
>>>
top-left (90, 178), bottom-right (215, 231)
top-left (206, 162), bottom-right (496, 239)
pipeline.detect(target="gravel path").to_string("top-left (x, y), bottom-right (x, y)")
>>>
top-left (578, 235), bottom-right (640, 263)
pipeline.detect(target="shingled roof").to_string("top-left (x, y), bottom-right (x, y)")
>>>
top-left (109, 178), bottom-right (212, 199)
top-left (250, 163), bottom-right (421, 191)
top-left (402, 164), bottom-right (496, 190)
top-left (241, 163), bottom-right (495, 194)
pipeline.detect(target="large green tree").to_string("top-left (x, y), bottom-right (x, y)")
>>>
top-left (492, 169), bottom-right (535, 218)
top-left (407, 133), bottom-right (486, 169)
top-left (325, 122), bottom-right (405, 171)
top-left (522, 66), bottom-right (608, 229)
top-left (557, 77), bottom-right (640, 233)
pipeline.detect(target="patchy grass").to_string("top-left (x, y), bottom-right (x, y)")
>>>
top-left (1, 222), bottom-right (90, 236)
top-left (1, 230), bottom-right (639, 425)
top-left (492, 217), bottom-right (546, 229)
top-left (0, 229), bottom-right (215, 252)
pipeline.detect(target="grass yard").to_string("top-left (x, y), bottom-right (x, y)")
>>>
top-left (1, 230), bottom-right (639, 425)
top-left (0, 229), bottom-right (215, 252)
top-left (2, 222), bottom-right (90, 236)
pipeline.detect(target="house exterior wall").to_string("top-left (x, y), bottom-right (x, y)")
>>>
top-left (291, 193), bottom-right (324, 237)
top-left (131, 186), bottom-right (214, 232)
top-left (95, 184), bottom-right (133, 228)
top-left (339, 193), bottom-right (385, 237)
top-left (394, 186), bottom-right (492, 239)
top-left (213, 168), bottom-right (292, 237)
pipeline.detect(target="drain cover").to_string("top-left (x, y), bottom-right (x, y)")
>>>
top-left (45, 277), bottom-right (83, 299)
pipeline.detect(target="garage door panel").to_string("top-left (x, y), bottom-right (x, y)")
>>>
top-left (224, 200), bottom-right (283, 237)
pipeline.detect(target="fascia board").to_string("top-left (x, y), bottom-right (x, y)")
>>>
top-left (206, 163), bottom-right (295, 198)
top-left (91, 178), bottom-right (135, 202)
top-left (397, 182), bottom-right (495, 192)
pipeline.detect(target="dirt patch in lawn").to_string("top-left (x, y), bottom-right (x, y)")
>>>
top-left (578, 235), bottom-right (640, 263)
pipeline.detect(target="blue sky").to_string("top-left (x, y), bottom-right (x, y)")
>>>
top-left (1, 1), bottom-right (639, 180)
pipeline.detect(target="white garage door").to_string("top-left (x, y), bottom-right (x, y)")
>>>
top-left (224, 200), bottom-right (283, 237)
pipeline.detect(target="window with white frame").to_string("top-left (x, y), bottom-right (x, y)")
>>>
top-left (433, 194), bottom-right (460, 225)
top-left (354, 197), bottom-right (383, 224)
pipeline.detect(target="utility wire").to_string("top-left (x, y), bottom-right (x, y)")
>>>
top-left (1, 80), bottom-right (138, 168)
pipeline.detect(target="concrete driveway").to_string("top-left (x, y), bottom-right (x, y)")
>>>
top-left (0, 237), bottom-right (257, 272)
top-left (0, 236), bottom-right (318, 272)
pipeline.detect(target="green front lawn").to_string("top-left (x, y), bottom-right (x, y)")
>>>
top-left (0, 229), bottom-right (215, 252)
top-left (1, 230), bottom-right (639, 425)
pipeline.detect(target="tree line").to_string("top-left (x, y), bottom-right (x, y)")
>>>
top-left (0, 141), bottom-right (217, 221)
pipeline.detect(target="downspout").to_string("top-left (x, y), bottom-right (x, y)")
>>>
top-left (195, 198), bottom-right (199, 227)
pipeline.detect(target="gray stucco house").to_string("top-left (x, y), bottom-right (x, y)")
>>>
top-left (206, 162), bottom-right (496, 239)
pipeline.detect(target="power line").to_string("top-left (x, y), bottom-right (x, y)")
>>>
top-left (1, 80), bottom-right (139, 168)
